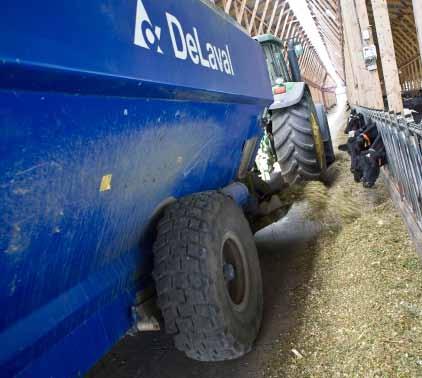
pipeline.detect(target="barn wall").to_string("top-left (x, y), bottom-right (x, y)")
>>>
top-left (340, 0), bottom-right (420, 112)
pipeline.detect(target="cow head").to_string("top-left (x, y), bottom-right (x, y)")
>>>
top-left (338, 144), bottom-right (348, 152)
top-left (361, 147), bottom-right (387, 188)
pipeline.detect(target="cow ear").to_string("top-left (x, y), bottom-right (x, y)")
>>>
top-left (338, 144), bottom-right (348, 152)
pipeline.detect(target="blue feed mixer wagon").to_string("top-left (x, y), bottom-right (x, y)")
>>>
top-left (0, 1), bottom-right (273, 376)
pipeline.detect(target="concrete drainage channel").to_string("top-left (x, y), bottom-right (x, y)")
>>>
top-left (89, 104), bottom-right (422, 377)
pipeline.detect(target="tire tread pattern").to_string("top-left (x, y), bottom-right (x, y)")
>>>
top-left (272, 98), bottom-right (323, 184)
top-left (153, 192), bottom-right (252, 361)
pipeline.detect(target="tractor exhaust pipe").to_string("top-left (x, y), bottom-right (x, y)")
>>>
top-left (287, 39), bottom-right (301, 82)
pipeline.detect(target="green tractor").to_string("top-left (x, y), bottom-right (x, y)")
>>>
top-left (256, 34), bottom-right (335, 185)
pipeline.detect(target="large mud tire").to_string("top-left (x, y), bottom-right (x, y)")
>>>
top-left (153, 192), bottom-right (263, 361)
top-left (272, 96), bottom-right (327, 184)
top-left (315, 103), bottom-right (335, 167)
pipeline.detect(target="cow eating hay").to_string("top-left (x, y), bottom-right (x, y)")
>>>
top-left (338, 112), bottom-right (387, 188)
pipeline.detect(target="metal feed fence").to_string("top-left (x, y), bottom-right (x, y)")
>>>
top-left (355, 107), bottom-right (422, 230)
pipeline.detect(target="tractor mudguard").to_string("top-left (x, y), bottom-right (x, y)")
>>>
top-left (269, 82), bottom-right (305, 111)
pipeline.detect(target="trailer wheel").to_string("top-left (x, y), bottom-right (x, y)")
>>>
top-left (153, 191), bottom-right (263, 361)
top-left (272, 96), bottom-right (327, 184)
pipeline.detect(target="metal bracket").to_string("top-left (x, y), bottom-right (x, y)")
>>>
top-left (128, 290), bottom-right (162, 334)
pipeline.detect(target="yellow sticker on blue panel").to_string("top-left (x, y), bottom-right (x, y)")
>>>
top-left (100, 174), bottom-right (112, 192)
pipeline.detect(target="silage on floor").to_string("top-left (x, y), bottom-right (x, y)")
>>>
top-left (265, 130), bottom-right (422, 377)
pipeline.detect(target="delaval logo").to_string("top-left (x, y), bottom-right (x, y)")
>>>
top-left (134, 0), bottom-right (163, 54)
top-left (133, 0), bottom-right (235, 76)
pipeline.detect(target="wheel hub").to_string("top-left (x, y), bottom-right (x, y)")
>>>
top-left (222, 237), bottom-right (248, 308)
top-left (223, 263), bottom-right (236, 282)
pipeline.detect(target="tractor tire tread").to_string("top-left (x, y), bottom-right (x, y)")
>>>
top-left (272, 98), bottom-right (324, 184)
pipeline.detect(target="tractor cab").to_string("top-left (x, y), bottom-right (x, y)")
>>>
top-left (254, 34), bottom-right (335, 184)
top-left (255, 34), bottom-right (304, 98)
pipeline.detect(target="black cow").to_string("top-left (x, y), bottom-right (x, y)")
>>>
top-left (339, 116), bottom-right (387, 187)
top-left (344, 109), bottom-right (365, 134)
top-left (340, 121), bottom-right (378, 180)
top-left (360, 135), bottom-right (387, 188)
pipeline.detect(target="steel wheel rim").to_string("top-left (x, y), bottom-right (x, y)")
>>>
top-left (222, 233), bottom-right (250, 312)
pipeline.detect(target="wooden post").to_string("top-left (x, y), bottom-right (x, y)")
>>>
top-left (371, 0), bottom-right (404, 112)
top-left (344, 24), bottom-right (358, 106)
top-left (340, 0), bottom-right (384, 109)
top-left (413, 0), bottom-right (422, 60)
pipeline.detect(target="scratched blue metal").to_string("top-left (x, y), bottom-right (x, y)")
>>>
top-left (0, 0), bottom-right (272, 376)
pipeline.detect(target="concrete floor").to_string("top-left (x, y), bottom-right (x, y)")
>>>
top-left (88, 100), bottom-right (346, 378)
top-left (89, 235), bottom-right (313, 378)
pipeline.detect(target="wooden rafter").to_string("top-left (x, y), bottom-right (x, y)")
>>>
top-left (214, 0), bottom-right (334, 93)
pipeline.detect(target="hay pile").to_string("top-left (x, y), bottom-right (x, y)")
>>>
top-left (265, 127), bottom-right (422, 377)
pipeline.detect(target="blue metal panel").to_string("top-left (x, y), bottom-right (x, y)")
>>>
top-left (0, 1), bottom-right (272, 376)
top-left (0, 0), bottom-right (271, 104)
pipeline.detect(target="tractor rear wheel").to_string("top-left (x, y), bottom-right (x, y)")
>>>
top-left (315, 103), bottom-right (335, 167)
top-left (272, 96), bottom-right (327, 185)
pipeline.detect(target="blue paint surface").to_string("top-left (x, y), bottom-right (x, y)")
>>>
top-left (0, 1), bottom-right (272, 376)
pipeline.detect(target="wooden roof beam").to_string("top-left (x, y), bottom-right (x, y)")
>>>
top-left (257, 0), bottom-right (271, 35)
top-left (236, 0), bottom-right (248, 23)
top-left (274, 2), bottom-right (288, 36)
top-left (266, 0), bottom-right (280, 33)
top-left (248, 0), bottom-right (261, 34)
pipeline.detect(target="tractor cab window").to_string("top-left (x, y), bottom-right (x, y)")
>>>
top-left (262, 41), bottom-right (291, 86)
